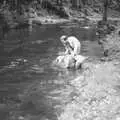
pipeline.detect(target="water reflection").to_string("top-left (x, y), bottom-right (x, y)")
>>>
top-left (19, 89), bottom-right (58, 120)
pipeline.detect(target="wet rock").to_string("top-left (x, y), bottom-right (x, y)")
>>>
top-left (31, 40), bottom-right (44, 44)
top-left (32, 19), bottom-right (42, 25)
top-left (75, 55), bottom-right (88, 69)
top-left (18, 116), bottom-right (24, 120)
top-left (54, 54), bottom-right (87, 69)
top-left (55, 55), bottom-right (75, 69)
top-left (7, 58), bottom-right (28, 68)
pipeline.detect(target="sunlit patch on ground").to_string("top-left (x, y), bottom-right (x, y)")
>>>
top-left (58, 62), bottom-right (120, 120)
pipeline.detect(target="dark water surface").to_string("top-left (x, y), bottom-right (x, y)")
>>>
top-left (0, 21), bottom-right (103, 120)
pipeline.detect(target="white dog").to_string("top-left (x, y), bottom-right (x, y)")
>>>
top-left (55, 54), bottom-right (87, 69)
top-left (54, 35), bottom-right (87, 69)
top-left (60, 35), bottom-right (81, 56)
top-left (55, 55), bottom-right (75, 68)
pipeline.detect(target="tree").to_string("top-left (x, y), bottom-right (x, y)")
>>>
top-left (103, 0), bottom-right (108, 22)
top-left (71, 0), bottom-right (84, 8)
top-left (56, 0), bottom-right (63, 6)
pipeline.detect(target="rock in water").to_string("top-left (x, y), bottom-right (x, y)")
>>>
top-left (75, 55), bottom-right (88, 69)
top-left (54, 54), bottom-right (88, 69)
top-left (55, 55), bottom-right (75, 69)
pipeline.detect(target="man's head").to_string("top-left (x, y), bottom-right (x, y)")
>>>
top-left (60, 35), bottom-right (67, 44)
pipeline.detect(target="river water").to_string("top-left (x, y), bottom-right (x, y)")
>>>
top-left (0, 20), bottom-right (103, 120)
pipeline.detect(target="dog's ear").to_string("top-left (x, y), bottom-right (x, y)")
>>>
top-left (64, 36), bottom-right (68, 41)
top-left (60, 35), bottom-right (67, 41)
top-left (62, 35), bottom-right (68, 41)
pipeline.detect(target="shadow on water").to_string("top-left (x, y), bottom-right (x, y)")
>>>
top-left (0, 20), bottom-right (103, 120)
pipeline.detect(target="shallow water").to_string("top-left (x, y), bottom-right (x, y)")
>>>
top-left (0, 20), bottom-right (103, 120)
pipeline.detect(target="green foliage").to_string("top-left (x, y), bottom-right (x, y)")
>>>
top-left (0, 0), bottom-right (120, 11)
top-left (0, 0), bottom-right (120, 19)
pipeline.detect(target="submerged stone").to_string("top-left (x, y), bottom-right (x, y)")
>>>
top-left (55, 55), bottom-right (75, 68)
top-left (54, 54), bottom-right (87, 69)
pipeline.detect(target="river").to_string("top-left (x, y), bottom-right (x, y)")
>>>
top-left (0, 20), bottom-right (103, 120)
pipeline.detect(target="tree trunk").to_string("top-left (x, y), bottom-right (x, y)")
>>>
top-left (76, 0), bottom-right (79, 8)
top-left (76, 0), bottom-right (82, 9)
top-left (103, 0), bottom-right (108, 22)
top-left (40, 0), bottom-right (43, 5)
top-left (71, 0), bottom-right (76, 8)
top-left (57, 0), bottom-right (59, 5)
top-left (56, 0), bottom-right (63, 6)
top-left (60, 0), bottom-right (63, 6)
top-left (79, 0), bottom-right (83, 8)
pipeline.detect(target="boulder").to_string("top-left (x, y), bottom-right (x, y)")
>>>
top-left (55, 55), bottom-right (75, 68)
top-left (74, 55), bottom-right (88, 69)
top-left (54, 54), bottom-right (88, 69)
